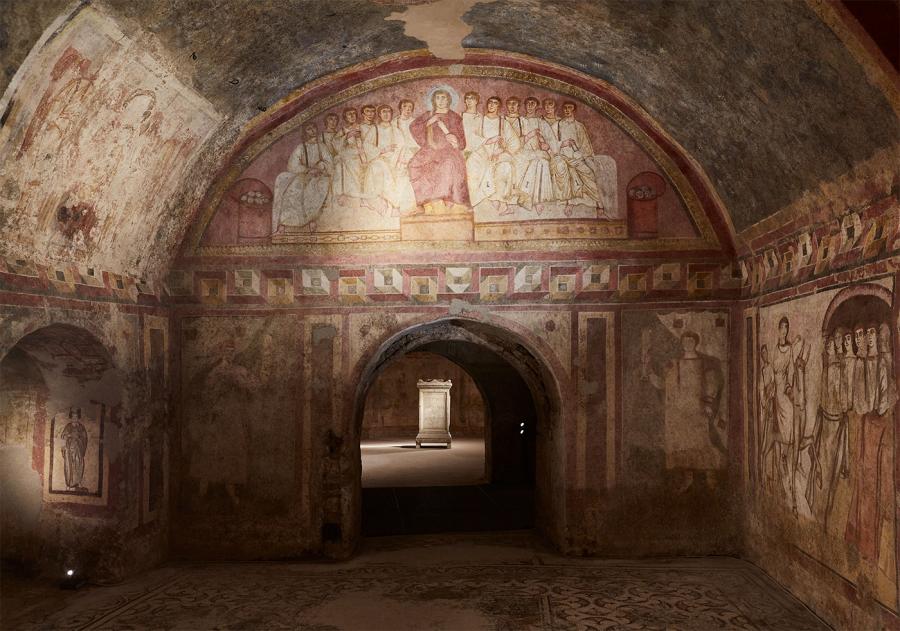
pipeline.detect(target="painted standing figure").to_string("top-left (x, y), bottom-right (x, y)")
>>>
top-left (770, 316), bottom-right (809, 515)
top-left (805, 330), bottom-right (849, 529)
top-left (758, 344), bottom-right (777, 487)
top-left (642, 330), bottom-right (727, 489)
top-left (60, 407), bottom-right (88, 491)
top-left (407, 88), bottom-right (470, 212)
top-left (846, 322), bottom-right (896, 563)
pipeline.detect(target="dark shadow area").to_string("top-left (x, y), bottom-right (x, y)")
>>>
top-left (361, 337), bottom-right (539, 537)
top-left (363, 484), bottom-right (534, 536)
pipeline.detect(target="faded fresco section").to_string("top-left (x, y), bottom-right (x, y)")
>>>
top-left (623, 310), bottom-right (729, 484)
top-left (747, 278), bottom-right (898, 623)
top-left (0, 7), bottom-right (219, 279)
top-left (178, 316), bottom-right (302, 517)
top-left (619, 309), bottom-right (736, 552)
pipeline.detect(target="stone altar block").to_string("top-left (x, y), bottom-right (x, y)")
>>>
top-left (416, 379), bottom-right (452, 448)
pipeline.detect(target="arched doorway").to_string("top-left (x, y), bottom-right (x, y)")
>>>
top-left (349, 316), bottom-right (564, 546)
top-left (0, 324), bottom-right (122, 577)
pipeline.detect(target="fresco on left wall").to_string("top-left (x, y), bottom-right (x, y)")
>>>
top-left (0, 7), bottom-right (219, 278)
top-left (750, 279), bottom-right (898, 610)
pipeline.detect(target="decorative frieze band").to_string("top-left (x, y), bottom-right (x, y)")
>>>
top-left (737, 196), bottom-right (900, 297)
top-left (166, 260), bottom-right (741, 306)
top-left (0, 257), bottom-right (158, 304)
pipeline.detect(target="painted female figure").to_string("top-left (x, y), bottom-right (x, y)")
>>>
top-left (407, 88), bottom-right (470, 212)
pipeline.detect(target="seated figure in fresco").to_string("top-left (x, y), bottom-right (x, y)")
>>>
top-left (467, 96), bottom-right (520, 214)
top-left (461, 91), bottom-right (484, 161)
top-left (504, 96), bottom-right (525, 141)
top-left (332, 108), bottom-right (366, 206)
top-left (545, 101), bottom-right (607, 216)
top-left (321, 112), bottom-right (342, 158)
top-left (361, 105), bottom-right (415, 216)
top-left (359, 104), bottom-right (377, 142)
top-left (407, 88), bottom-right (470, 213)
top-left (271, 121), bottom-right (332, 233)
top-left (393, 99), bottom-right (421, 216)
top-left (516, 96), bottom-right (555, 214)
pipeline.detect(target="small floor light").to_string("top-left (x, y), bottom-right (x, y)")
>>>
top-left (61, 568), bottom-right (84, 590)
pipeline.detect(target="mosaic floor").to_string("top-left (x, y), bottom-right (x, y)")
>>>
top-left (4, 532), bottom-right (828, 630)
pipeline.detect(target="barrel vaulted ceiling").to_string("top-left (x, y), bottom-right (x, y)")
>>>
top-left (1, 0), bottom-right (897, 280)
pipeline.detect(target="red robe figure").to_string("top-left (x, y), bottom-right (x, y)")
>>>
top-left (407, 89), bottom-right (470, 210)
top-left (845, 323), bottom-right (896, 563)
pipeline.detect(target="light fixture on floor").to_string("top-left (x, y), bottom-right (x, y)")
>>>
top-left (61, 568), bottom-right (84, 590)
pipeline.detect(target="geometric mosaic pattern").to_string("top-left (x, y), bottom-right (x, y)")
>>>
top-left (7, 534), bottom-right (827, 630)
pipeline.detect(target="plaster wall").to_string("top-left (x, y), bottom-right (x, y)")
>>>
top-left (1, 4), bottom-right (897, 628)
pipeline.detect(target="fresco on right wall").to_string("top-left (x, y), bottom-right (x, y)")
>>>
top-left (751, 278), bottom-right (897, 609)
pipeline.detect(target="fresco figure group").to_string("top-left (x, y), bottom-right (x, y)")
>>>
top-left (271, 88), bottom-right (615, 233)
top-left (759, 316), bottom-right (897, 566)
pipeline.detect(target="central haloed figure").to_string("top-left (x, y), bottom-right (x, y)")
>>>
top-left (407, 88), bottom-right (470, 212)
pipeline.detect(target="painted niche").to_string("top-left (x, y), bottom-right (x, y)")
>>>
top-left (198, 60), bottom-right (712, 254)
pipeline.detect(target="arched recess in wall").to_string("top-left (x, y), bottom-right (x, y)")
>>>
top-left (0, 324), bottom-right (124, 578)
top-left (822, 283), bottom-right (894, 333)
top-left (345, 315), bottom-right (567, 551)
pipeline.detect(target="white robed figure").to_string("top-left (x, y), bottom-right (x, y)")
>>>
top-left (361, 105), bottom-right (415, 216)
top-left (272, 122), bottom-right (332, 232)
top-left (461, 91), bottom-right (484, 161)
top-left (770, 316), bottom-right (809, 515)
top-left (544, 101), bottom-right (611, 215)
top-left (332, 108), bottom-right (366, 204)
top-left (392, 99), bottom-right (421, 216)
top-left (466, 96), bottom-right (519, 212)
top-left (515, 97), bottom-right (555, 213)
top-left (321, 113), bottom-right (342, 159)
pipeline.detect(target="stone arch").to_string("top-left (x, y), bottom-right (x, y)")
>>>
top-left (335, 313), bottom-right (569, 555)
top-left (0, 312), bottom-right (124, 376)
